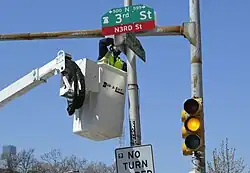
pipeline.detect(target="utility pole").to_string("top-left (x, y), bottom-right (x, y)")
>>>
top-left (124, 0), bottom-right (142, 146)
top-left (189, 0), bottom-right (205, 173)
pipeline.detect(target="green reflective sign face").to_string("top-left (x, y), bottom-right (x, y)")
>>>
top-left (101, 4), bottom-right (155, 27)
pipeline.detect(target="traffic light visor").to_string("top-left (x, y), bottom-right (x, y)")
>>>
top-left (185, 134), bottom-right (201, 150)
top-left (182, 143), bottom-right (192, 155)
top-left (185, 117), bottom-right (200, 132)
top-left (184, 99), bottom-right (199, 114)
top-left (181, 110), bottom-right (188, 122)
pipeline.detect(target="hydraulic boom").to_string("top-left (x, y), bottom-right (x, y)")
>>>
top-left (0, 50), bottom-right (85, 116)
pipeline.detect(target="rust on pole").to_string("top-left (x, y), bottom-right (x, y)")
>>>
top-left (0, 25), bottom-right (183, 41)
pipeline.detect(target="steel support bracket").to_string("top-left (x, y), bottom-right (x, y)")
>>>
top-left (114, 34), bottom-right (126, 54)
top-left (183, 22), bottom-right (196, 46)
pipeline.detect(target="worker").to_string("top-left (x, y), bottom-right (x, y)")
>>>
top-left (97, 37), bottom-right (127, 72)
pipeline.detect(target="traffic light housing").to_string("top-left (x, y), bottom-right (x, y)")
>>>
top-left (181, 97), bottom-right (204, 156)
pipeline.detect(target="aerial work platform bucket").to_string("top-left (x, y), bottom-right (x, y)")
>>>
top-left (61, 58), bottom-right (127, 141)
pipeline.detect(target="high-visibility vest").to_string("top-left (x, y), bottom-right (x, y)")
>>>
top-left (103, 51), bottom-right (124, 70)
top-left (114, 58), bottom-right (123, 70)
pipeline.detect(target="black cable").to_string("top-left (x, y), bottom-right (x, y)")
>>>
top-left (62, 58), bottom-right (85, 116)
top-left (72, 61), bottom-right (85, 110)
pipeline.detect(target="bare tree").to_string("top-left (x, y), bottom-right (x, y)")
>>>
top-left (40, 149), bottom-right (63, 173)
top-left (85, 162), bottom-right (116, 173)
top-left (17, 149), bottom-right (36, 173)
top-left (106, 163), bottom-right (116, 173)
top-left (1, 153), bottom-right (21, 173)
top-left (39, 149), bottom-right (87, 173)
top-left (1, 149), bottom-right (36, 173)
top-left (207, 138), bottom-right (250, 173)
top-left (30, 160), bottom-right (48, 173)
top-left (64, 155), bottom-right (87, 171)
top-left (1, 147), bottom-right (116, 173)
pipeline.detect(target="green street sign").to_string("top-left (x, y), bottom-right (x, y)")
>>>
top-left (101, 4), bottom-right (155, 27)
top-left (125, 32), bottom-right (146, 62)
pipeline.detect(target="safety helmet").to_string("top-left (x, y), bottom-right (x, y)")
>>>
top-left (105, 35), bottom-right (114, 39)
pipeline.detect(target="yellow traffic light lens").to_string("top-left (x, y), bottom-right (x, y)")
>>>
top-left (186, 117), bottom-right (200, 132)
top-left (184, 99), bottom-right (199, 114)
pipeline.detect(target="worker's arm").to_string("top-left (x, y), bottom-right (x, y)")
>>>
top-left (0, 50), bottom-right (69, 108)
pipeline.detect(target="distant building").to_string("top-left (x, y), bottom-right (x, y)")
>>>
top-left (0, 159), bottom-right (5, 167)
top-left (2, 145), bottom-right (16, 155)
top-left (0, 145), bottom-right (18, 173)
top-left (1, 145), bottom-right (17, 159)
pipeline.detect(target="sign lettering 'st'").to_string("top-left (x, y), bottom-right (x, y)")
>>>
top-left (147, 11), bottom-right (152, 19)
top-left (139, 11), bottom-right (147, 20)
top-left (139, 10), bottom-right (153, 20)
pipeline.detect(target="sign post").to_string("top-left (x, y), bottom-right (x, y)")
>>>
top-left (101, 4), bottom-right (156, 35)
top-left (115, 144), bottom-right (155, 173)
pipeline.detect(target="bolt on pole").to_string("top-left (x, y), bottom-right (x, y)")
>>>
top-left (123, 0), bottom-right (142, 146)
top-left (189, 0), bottom-right (206, 173)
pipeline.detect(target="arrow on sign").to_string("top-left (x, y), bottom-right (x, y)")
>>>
top-left (125, 32), bottom-right (146, 62)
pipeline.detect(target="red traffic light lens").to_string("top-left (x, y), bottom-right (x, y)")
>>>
top-left (184, 99), bottom-right (199, 114)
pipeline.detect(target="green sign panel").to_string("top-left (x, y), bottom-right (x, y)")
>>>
top-left (101, 4), bottom-right (155, 27)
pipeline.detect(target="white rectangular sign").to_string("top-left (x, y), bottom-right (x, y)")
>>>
top-left (115, 144), bottom-right (155, 173)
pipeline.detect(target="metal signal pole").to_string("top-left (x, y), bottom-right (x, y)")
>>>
top-left (124, 0), bottom-right (142, 146)
top-left (189, 0), bottom-right (205, 172)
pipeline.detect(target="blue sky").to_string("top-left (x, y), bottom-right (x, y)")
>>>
top-left (0, 0), bottom-right (250, 172)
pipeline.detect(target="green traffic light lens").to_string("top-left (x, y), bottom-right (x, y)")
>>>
top-left (185, 134), bottom-right (201, 150)
top-left (184, 99), bottom-right (199, 114)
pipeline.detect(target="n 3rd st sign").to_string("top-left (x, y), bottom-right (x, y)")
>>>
top-left (101, 4), bottom-right (156, 35)
top-left (115, 144), bottom-right (155, 173)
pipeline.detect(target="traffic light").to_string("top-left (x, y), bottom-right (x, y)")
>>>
top-left (181, 97), bottom-right (204, 156)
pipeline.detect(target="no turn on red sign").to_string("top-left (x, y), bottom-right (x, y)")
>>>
top-left (115, 144), bottom-right (155, 173)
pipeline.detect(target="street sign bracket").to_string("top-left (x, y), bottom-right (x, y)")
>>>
top-left (114, 34), bottom-right (126, 55)
top-left (124, 32), bottom-right (146, 62)
top-left (183, 22), bottom-right (196, 46)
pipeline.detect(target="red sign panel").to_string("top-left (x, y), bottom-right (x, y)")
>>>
top-left (101, 20), bottom-right (155, 36)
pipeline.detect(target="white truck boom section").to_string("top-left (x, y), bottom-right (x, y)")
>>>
top-left (0, 50), bottom-right (68, 108)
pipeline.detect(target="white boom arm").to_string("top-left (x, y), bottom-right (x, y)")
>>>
top-left (0, 50), bottom-right (69, 108)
